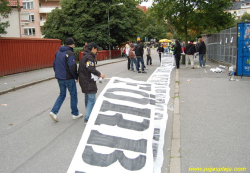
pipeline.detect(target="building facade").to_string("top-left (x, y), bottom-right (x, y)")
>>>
top-left (21, 0), bottom-right (61, 38)
top-left (227, 0), bottom-right (250, 19)
top-left (0, 0), bottom-right (23, 37)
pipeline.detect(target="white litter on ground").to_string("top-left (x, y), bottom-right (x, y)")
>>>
top-left (210, 67), bottom-right (225, 73)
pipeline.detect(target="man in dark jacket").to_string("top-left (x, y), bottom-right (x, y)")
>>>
top-left (197, 38), bottom-right (206, 67)
top-left (78, 42), bottom-right (105, 122)
top-left (135, 41), bottom-right (146, 73)
top-left (49, 37), bottom-right (82, 122)
top-left (157, 44), bottom-right (164, 63)
top-left (174, 40), bottom-right (181, 69)
top-left (185, 40), bottom-right (196, 69)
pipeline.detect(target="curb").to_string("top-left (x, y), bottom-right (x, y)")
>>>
top-left (0, 59), bottom-right (127, 95)
top-left (169, 69), bottom-right (181, 173)
top-left (0, 77), bottom-right (55, 95)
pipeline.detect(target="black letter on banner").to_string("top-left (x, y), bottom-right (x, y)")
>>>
top-left (75, 171), bottom-right (85, 173)
top-left (114, 79), bottom-right (137, 86)
top-left (139, 86), bottom-right (151, 91)
top-left (100, 100), bottom-right (150, 118)
top-left (82, 146), bottom-right (146, 170)
top-left (87, 130), bottom-right (147, 153)
top-left (104, 88), bottom-right (150, 105)
top-left (150, 94), bottom-right (155, 98)
top-left (95, 113), bottom-right (149, 131)
top-left (106, 88), bottom-right (149, 97)
top-left (104, 93), bottom-right (149, 105)
top-left (113, 80), bottom-right (151, 91)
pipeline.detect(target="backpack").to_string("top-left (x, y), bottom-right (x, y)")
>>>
top-left (129, 48), bottom-right (135, 58)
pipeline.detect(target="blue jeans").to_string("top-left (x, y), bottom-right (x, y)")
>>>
top-left (136, 57), bottom-right (145, 71)
top-left (199, 54), bottom-right (205, 67)
top-left (51, 79), bottom-right (79, 115)
top-left (130, 58), bottom-right (137, 71)
top-left (85, 93), bottom-right (96, 120)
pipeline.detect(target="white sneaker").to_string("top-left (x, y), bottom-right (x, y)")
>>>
top-left (49, 112), bottom-right (58, 122)
top-left (72, 113), bottom-right (83, 120)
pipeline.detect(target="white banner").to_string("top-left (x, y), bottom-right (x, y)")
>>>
top-left (68, 77), bottom-right (155, 173)
top-left (148, 53), bottom-right (175, 173)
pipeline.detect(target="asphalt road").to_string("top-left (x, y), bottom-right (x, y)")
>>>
top-left (0, 49), bottom-right (174, 173)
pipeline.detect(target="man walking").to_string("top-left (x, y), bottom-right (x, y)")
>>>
top-left (78, 42), bottom-right (105, 123)
top-left (185, 40), bottom-right (196, 69)
top-left (157, 44), bottom-right (164, 62)
top-left (49, 37), bottom-right (82, 122)
top-left (135, 41), bottom-right (146, 73)
top-left (146, 45), bottom-right (152, 66)
top-left (197, 38), bottom-right (207, 68)
top-left (174, 40), bottom-right (181, 69)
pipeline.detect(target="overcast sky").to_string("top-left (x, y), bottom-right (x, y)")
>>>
top-left (140, 0), bottom-right (153, 7)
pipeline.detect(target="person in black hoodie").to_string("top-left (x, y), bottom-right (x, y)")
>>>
top-left (49, 37), bottom-right (82, 122)
top-left (78, 42), bottom-right (105, 123)
top-left (174, 40), bottom-right (181, 69)
top-left (135, 41), bottom-right (146, 73)
top-left (197, 38), bottom-right (207, 67)
top-left (185, 40), bottom-right (196, 69)
top-left (157, 44), bottom-right (164, 63)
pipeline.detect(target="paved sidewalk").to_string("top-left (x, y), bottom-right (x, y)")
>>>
top-left (178, 58), bottom-right (250, 172)
top-left (0, 57), bottom-right (127, 95)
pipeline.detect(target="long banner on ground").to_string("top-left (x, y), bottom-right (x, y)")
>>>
top-left (148, 53), bottom-right (174, 173)
top-left (68, 53), bottom-right (175, 173)
top-left (68, 77), bottom-right (155, 173)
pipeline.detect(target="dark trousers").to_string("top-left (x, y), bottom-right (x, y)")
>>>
top-left (136, 57), bottom-right (145, 71)
top-left (175, 55), bottom-right (180, 68)
top-left (127, 56), bottom-right (130, 70)
top-left (147, 55), bottom-right (152, 65)
top-left (159, 53), bottom-right (162, 62)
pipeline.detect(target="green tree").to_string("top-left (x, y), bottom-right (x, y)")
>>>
top-left (42, 0), bottom-right (145, 48)
top-left (236, 12), bottom-right (250, 23)
top-left (151, 0), bottom-right (235, 45)
top-left (140, 8), bottom-right (171, 42)
top-left (0, 0), bottom-right (12, 35)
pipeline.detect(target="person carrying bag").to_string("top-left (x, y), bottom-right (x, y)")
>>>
top-left (129, 44), bottom-right (137, 72)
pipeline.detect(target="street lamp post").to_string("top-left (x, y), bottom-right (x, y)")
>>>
top-left (108, 3), bottom-right (123, 59)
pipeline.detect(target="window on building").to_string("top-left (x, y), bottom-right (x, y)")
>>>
top-left (23, 1), bottom-right (34, 9)
top-left (40, 15), bottom-right (43, 21)
top-left (29, 14), bottom-right (34, 22)
top-left (239, 10), bottom-right (247, 15)
top-left (24, 27), bottom-right (35, 35)
top-left (39, 2), bottom-right (42, 7)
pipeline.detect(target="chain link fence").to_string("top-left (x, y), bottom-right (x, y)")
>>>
top-left (206, 27), bottom-right (237, 65)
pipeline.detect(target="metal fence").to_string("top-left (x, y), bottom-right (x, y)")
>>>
top-left (206, 27), bottom-right (237, 65)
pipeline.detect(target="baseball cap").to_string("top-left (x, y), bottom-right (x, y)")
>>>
top-left (87, 42), bottom-right (99, 50)
top-left (65, 37), bottom-right (75, 45)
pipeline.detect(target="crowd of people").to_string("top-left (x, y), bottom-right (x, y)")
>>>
top-left (125, 41), bottom-right (153, 73)
top-left (49, 37), bottom-right (206, 124)
top-left (155, 39), bottom-right (206, 69)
